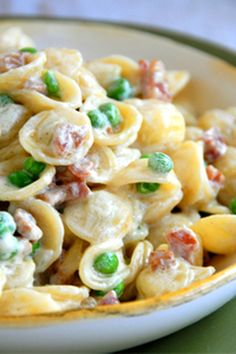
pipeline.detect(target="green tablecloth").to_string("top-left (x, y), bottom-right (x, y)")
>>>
top-left (118, 297), bottom-right (236, 353)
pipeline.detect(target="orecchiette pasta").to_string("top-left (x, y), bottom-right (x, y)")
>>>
top-left (0, 27), bottom-right (234, 316)
top-left (45, 48), bottom-right (83, 77)
top-left (0, 27), bottom-right (35, 53)
top-left (0, 51), bottom-right (46, 92)
top-left (81, 96), bottom-right (142, 147)
top-left (11, 70), bottom-right (82, 113)
top-left (0, 103), bottom-right (32, 148)
top-left (64, 190), bottom-right (133, 244)
top-left (8, 198), bottom-right (64, 272)
top-left (19, 107), bottom-right (94, 165)
top-left (126, 99), bottom-right (185, 152)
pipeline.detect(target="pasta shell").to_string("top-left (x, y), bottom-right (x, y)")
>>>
top-left (0, 27), bottom-right (35, 53)
top-left (11, 70), bottom-right (82, 113)
top-left (75, 66), bottom-right (106, 101)
top-left (0, 285), bottom-right (89, 316)
top-left (148, 210), bottom-right (200, 249)
top-left (87, 145), bottom-right (140, 184)
top-left (125, 240), bottom-right (153, 284)
top-left (45, 48), bottom-right (83, 77)
top-left (108, 158), bottom-right (175, 186)
top-left (191, 215), bottom-right (236, 254)
top-left (0, 155), bottom-right (55, 201)
top-left (0, 103), bottom-right (31, 148)
top-left (64, 190), bottom-right (133, 244)
top-left (9, 198), bottom-right (64, 272)
top-left (126, 99), bottom-right (185, 152)
top-left (4, 258), bottom-right (35, 289)
top-left (198, 109), bottom-right (236, 147)
top-left (174, 100), bottom-right (198, 126)
top-left (50, 238), bottom-right (87, 285)
top-left (0, 51), bottom-right (46, 92)
top-left (142, 172), bottom-right (183, 223)
top-left (79, 238), bottom-right (129, 291)
top-left (166, 70), bottom-right (190, 96)
top-left (185, 126), bottom-right (203, 141)
top-left (136, 255), bottom-right (215, 298)
top-left (215, 147), bottom-right (236, 205)
top-left (123, 197), bottom-right (148, 245)
top-left (85, 61), bottom-right (121, 89)
top-left (0, 153), bottom-right (28, 175)
top-left (86, 145), bottom-right (117, 184)
top-left (19, 107), bottom-right (94, 165)
top-left (94, 54), bottom-right (139, 87)
top-left (171, 141), bottom-right (214, 208)
top-left (81, 96), bottom-right (142, 147)
top-left (0, 139), bottom-right (25, 162)
top-left (0, 270), bottom-right (6, 296)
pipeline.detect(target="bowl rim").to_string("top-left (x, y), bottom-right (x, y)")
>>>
top-left (0, 15), bottom-right (235, 65)
top-left (0, 16), bottom-right (236, 326)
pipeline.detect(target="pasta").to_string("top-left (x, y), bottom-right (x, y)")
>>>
top-left (0, 27), bottom-right (234, 316)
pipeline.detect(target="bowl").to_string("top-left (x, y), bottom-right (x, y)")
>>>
top-left (0, 17), bottom-right (236, 354)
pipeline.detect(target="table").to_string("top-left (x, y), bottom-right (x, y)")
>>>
top-left (117, 297), bottom-right (236, 353)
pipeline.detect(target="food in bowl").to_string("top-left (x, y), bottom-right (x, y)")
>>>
top-left (0, 26), bottom-right (235, 316)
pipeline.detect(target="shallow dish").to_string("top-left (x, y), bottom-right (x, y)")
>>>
top-left (0, 18), bottom-right (236, 354)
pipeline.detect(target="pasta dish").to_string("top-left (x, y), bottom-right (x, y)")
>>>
top-left (0, 27), bottom-right (235, 316)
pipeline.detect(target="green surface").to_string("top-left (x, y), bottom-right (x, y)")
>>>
top-left (117, 297), bottom-right (236, 353)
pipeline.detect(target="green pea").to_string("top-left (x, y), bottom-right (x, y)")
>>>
top-left (113, 281), bottom-right (125, 298)
top-left (136, 182), bottom-right (160, 194)
top-left (148, 152), bottom-right (173, 174)
top-left (140, 153), bottom-right (153, 159)
top-left (0, 212), bottom-right (16, 238)
top-left (43, 70), bottom-right (61, 98)
top-left (23, 157), bottom-right (45, 177)
top-left (88, 109), bottom-right (108, 128)
top-left (20, 47), bottom-right (37, 54)
top-left (99, 103), bottom-right (121, 127)
top-left (93, 289), bottom-right (106, 297)
top-left (0, 233), bottom-right (18, 261)
top-left (107, 78), bottom-right (133, 101)
top-left (0, 93), bottom-right (14, 106)
top-left (31, 240), bottom-right (41, 255)
top-left (93, 281), bottom-right (125, 298)
top-left (229, 198), bottom-right (236, 214)
top-left (93, 252), bottom-right (119, 274)
top-left (8, 170), bottom-right (35, 188)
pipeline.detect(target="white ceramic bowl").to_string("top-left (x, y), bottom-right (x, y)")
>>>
top-left (0, 18), bottom-right (236, 354)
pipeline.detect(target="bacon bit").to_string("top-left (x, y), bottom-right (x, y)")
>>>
top-left (55, 167), bottom-right (74, 185)
top-left (0, 51), bottom-right (30, 73)
top-left (139, 59), bottom-right (172, 101)
top-left (65, 181), bottom-right (90, 201)
top-left (98, 291), bottom-right (120, 306)
top-left (23, 77), bottom-right (47, 94)
top-left (37, 186), bottom-right (66, 206)
top-left (206, 165), bottom-right (225, 192)
top-left (167, 227), bottom-right (199, 265)
top-left (68, 158), bottom-right (94, 181)
top-left (51, 123), bottom-right (87, 158)
top-left (37, 181), bottom-right (90, 206)
top-left (14, 208), bottom-right (43, 241)
top-left (149, 250), bottom-right (175, 272)
top-left (202, 127), bottom-right (227, 163)
top-left (106, 126), bottom-right (113, 134)
top-left (55, 159), bottom-right (93, 185)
